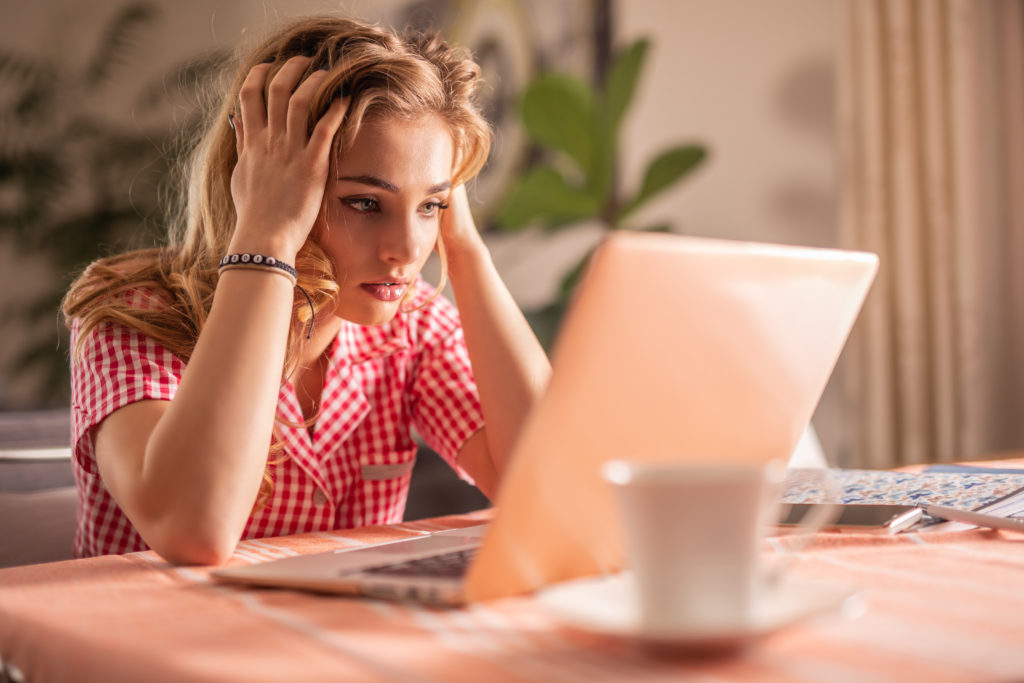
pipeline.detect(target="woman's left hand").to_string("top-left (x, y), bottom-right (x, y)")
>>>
top-left (439, 184), bottom-right (486, 257)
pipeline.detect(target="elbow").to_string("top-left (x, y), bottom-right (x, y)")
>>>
top-left (146, 519), bottom-right (241, 567)
top-left (160, 540), bottom-right (236, 567)
top-left (126, 488), bottom-right (248, 566)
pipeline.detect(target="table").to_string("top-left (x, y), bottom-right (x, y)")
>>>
top-left (3, 482), bottom-right (1024, 682)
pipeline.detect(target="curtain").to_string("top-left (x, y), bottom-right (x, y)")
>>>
top-left (838, 0), bottom-right (1024, 467)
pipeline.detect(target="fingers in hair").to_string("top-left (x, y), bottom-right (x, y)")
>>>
top-left (237, 63), bottom-right (273, 138)
top-left (265, 55), bottom-right (313, 137)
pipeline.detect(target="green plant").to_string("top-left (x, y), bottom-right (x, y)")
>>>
top-left (495, 38), bottom-right (707, 341)
top-left (0, 3), bottom-right (225, 406)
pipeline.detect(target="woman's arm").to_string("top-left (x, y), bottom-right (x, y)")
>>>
top-left (94, 271), bottom-right (295, 565)
top-left (93, 57), bottom-right (346, 565)
top-left (442, 186), bottom-right (552, 498)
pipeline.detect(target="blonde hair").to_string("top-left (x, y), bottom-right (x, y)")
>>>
top-left (64, 15), bottom-right (490, 363)
top-left (62, 16), bottom-right (492, 502)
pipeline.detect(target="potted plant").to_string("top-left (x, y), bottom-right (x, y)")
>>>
top-left (495, 38), bottom-right (707, 346)
top-left (0, 2), bottom-right (225, 406)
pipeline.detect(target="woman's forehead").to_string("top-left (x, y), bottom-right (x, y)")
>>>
top-left (334, 114), bottom-right (455, 190)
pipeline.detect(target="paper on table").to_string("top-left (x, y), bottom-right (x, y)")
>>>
top-left (781, 467), bottom-right (1024, 533)
top-left (923, 464), bottom-right (1024, 475)
top-left (923, 484), bottom-right (1024, 532)
top-left (782, 468), bottom-right (1024, 511)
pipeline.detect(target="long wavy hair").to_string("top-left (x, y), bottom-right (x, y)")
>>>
top-left (62, 16), bottom-right (492, 506)
top-left (63, 15), bottom-right (491, 371)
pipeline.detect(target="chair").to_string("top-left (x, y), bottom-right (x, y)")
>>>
top-left (0, 478), bottom-right (77, 568)
top-left (404, 445), bottom-right (489, 521)
top-left (0, 410), bottom-right (76, 568)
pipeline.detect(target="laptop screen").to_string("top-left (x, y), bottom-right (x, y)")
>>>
top-left (465, 232), bottom-right (878, 601)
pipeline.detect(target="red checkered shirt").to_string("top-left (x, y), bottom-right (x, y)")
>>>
top-left (69, 282), bottom-right (484, 558)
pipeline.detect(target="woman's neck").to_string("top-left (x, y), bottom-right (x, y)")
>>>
top-left (293, 314), bottom-right (341, 432)
top-left (298, 313), bottom-right (342, 369)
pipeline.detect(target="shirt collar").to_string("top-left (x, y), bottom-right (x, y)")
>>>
top-left (331, 314), bottom-right (411, 367)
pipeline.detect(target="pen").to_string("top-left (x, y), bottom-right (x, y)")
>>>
top-left (923, 504), bottom-right (1024, 533)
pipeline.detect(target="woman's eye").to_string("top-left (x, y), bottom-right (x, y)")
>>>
top-left (342, 197), bottom-right (380, 213)
top-left (421, 200), bottom-right (449, 217)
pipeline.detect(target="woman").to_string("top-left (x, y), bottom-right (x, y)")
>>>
top-left (61, 16), bottom-right (550, 565)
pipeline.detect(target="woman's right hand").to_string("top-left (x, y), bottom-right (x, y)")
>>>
top-left (228, 56), bottom-right (347, 262)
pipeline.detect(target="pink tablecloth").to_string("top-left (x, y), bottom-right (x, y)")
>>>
top-left (3, 492), bottom-right (1024, 681)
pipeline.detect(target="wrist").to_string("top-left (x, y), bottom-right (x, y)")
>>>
top-left (225, 245), bottom-right (301, 268)
top-left (228, 224), bottom-right (303, 264)
top-left (218, 254), bottom-right (298, 285)
top-left (444, 235), bottom-right (491, 277)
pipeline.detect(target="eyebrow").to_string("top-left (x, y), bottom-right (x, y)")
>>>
top-left (336, 174), bottom-right (452, 195)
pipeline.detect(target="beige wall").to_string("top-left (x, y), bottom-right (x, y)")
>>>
top-left (0, 0), bottom-right (848, 461)
top-left (619, 0), bottom-right (837, 247)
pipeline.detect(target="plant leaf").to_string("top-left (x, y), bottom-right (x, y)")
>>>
top-left (0, 2), bottom-right (195, 407)
top-left (588, 108), bottom-right (616, 208)
top-left (618, 144), bottom-right (707, 222)
top-left (495, 165), bottom-right (600, 230)
top-left (630, 223), bottom-right (672, 233)
top-left (0, 50), bottom-right (44, 84)
top-left (520, 74), bottom-right (598, 179)
top-left (84, 2), bottom-right (160, 87)
top-left (5, 61), bottom-right (61, 126)
top-left (523, 300), bottom-right (568, 352)
top-left (606, 38), bottom-right (649, 133)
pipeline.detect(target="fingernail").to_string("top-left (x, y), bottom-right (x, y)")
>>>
top-left (227, 114), bottom-right (236, 134)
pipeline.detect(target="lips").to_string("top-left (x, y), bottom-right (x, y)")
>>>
top-left (360, 281), bottom-right (408, 302)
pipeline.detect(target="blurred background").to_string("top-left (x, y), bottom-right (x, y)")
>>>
top-left (1, 0), bottom-right (1022, 473)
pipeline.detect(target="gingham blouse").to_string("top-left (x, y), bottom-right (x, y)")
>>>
top-left (69, 282), bottom-right (484, 558)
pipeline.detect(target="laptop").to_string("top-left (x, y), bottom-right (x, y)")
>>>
top-left (212, 232), bottom-right (879, 604)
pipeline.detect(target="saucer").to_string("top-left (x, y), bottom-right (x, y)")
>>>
top-left (536, 572), bottom-right (863, 651)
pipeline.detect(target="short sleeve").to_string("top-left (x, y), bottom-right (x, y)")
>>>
top-left (406, 295), bottom-right (485, 475)
top-left (69, 319), bottom-right (185, 475)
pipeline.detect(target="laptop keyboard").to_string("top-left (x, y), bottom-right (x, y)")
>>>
top-left (360, 547), bottom-right (477, 578)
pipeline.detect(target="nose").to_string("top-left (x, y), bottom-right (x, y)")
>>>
top-left (378, 212), bottom-right (425, 266)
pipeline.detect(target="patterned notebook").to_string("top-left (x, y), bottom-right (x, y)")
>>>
top-left (783, 468), bottom-right (1024, 512)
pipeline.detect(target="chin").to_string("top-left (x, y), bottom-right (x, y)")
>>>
top-left (336, 303), bottom-right (401, 327)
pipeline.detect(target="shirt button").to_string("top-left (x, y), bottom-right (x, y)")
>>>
top-left (313, 489), bottom-right (329, 506)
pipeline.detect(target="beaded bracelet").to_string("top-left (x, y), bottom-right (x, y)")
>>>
top-left (218, 253), bottom-right (298, 284)
top-left (218, 253), bottom-right (315, 339)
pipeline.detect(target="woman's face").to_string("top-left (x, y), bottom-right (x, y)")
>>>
top-left (317, 114), bottom-right (453, 326)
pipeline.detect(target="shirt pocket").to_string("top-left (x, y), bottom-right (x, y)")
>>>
top-left (359, 447), bottom-right (417, 481)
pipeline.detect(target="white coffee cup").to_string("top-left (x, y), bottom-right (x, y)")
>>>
top-left (603, 459), bottom-right (785, 634)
